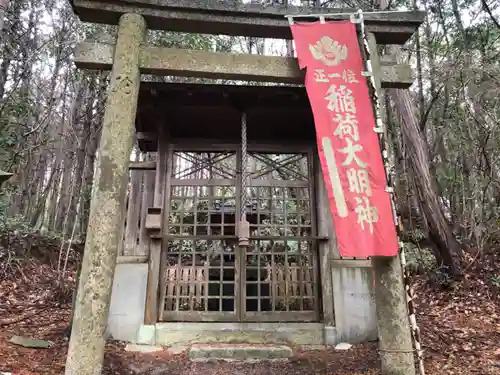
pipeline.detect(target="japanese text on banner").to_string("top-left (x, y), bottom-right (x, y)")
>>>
top-left (290, 21), bottom-right (398, 257)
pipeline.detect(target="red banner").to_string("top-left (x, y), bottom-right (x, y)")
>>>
top-left (290, 20), bottom-right (398, 257)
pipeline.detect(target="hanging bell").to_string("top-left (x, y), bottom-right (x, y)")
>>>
top-left (238, 219), bottom-right (250, 248)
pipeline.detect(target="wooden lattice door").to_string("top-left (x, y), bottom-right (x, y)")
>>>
top-left (159, 148), bottom-right (320, 322)
top-left (241, 151), bottom-right (320, 322)
top-left (160, 150), bottom-right (241, 321)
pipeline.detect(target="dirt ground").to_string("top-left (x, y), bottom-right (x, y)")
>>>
top-left (0, 234), bottom-right (499, 375)
top-left (103, 342), bottom-right (382, 375)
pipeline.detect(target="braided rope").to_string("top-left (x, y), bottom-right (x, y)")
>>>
top-left (356, 10), bottom-right (425, 375)
top-left (241, 111), bottom-right (248, 220)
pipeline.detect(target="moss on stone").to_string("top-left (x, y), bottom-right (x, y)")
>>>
top-left (64, 13), bottom-right (147, 375)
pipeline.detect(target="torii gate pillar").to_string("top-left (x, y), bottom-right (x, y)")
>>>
top-left (65, 13), bottom-right (146, 375)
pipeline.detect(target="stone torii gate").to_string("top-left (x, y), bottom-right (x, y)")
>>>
top-left (66, 2), bottom-right (424, 375)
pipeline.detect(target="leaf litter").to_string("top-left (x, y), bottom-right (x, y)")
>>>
top-left (0, 233), bottom-right (498, 374)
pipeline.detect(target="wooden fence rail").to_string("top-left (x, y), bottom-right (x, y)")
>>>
top-left (163, 263), bottom-right (314, 311)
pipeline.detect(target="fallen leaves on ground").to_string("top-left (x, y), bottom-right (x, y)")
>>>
top-left (0, 233), bottom-right (499, 374)
top-left (103, 343), bottom-right (381, 375)
top-left (414, 249), bottom-right (500, 375)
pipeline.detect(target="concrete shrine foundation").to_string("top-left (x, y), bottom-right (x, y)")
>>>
top-left (106, 262), bottom-right (378, 347)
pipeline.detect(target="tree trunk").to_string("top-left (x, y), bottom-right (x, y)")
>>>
top-left (0, 51), bottom-right (10, 101)
top-left (47, 71), bottom-right (71, 231)
top-left (55, 78), bottom-right (85, 232)
top-left (8, 0), bottom-right (37, 217)
top-left (0, 0), bottom-right (12, 101)
top-left (388, 81), bottom-right (463, 277)
top-left (0, 0), bottom-right (9, 37)
top-left (65, 260), bottom-right (82, 338)
top-left (66, 78), bottom-right (92, 236)
top-left (80, 73), bottom-right (106, 238)
top-left (54, 157), bottom-right (74, 232)
top-left (374, 0), bottom-right (463, 278)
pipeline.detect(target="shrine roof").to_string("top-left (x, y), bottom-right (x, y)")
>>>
top-left (136, 81), bottom-right (316, 151)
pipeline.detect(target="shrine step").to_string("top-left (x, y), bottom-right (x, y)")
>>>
top-left (188, 344), bottom-right (293, 362)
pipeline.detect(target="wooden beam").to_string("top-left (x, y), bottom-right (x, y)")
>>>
top-left (75, 42), bottom-right (414, 89)
top-left (139, 136), bottom-right (316, 152)
top-left (116, 255), bottom-right (148, 264)
top-left (72, 0), bottom-right (424, 44)
top-left (137, 131), bottom-right (156, 141)
top-left (129, 161), bottom-right (156, 170)
top-left (331, 259), bottom-right (372, 268)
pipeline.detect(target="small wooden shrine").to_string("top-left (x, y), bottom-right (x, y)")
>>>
top-left (65, 2), bottom-right (424, 375)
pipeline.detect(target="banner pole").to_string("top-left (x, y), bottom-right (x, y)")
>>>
top-left (358, 10), bottom-right (425, 375)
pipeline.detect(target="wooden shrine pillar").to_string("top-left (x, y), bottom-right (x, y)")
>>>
top-left (313, 153), bottom-right (335, 335)
top-left (65, 13), bottom-right (147, 375)
top-left (144, 127), bottom-right (172, 324)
